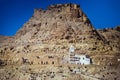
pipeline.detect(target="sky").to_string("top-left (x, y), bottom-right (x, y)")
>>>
top-left (0, 0), bottom-right (120, 36)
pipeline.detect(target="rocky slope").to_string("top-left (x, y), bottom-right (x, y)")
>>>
top-left (0, 3), bottom-right (120, 80)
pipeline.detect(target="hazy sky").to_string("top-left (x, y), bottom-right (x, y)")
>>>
top-left (0, 0), bottom-right (120, 36)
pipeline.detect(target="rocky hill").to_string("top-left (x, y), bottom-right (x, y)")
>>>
top-left (0, 3), bottom-right (120, 80)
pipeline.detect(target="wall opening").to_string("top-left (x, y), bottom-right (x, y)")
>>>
top-left (52, 61), bottom-right (54, 64)
top-left (41, 61), bottom-right (43, 64)
top-left (46, 61), bottom-right (48, 64)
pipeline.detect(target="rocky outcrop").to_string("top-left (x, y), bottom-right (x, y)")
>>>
top-left (15, 4), bottom-right (93, 44)
top-left (98, 27), bottom-right (120, 52)
top-left (115, 26), bottom-right (120, 32)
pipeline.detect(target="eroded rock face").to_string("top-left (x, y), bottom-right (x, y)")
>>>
top-left (15, 4), bottom-right (93, 44)
top-left (0, 3), bottom-right (120, 80)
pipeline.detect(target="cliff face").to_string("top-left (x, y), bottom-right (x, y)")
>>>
top-left (15, 4), bottom-right (93, 44)
top-left (0, 4), bottom-right (120, 80)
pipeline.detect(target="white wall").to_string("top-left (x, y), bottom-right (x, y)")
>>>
top-left (74, 55), bottom-right (90, 65)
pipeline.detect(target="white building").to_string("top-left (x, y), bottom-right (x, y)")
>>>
top-left (69, 45), bottom-right (75, 53)
top-left (75, 55), bottom-right (90, 65)
top-left (69, 54), bottom-right (91, 65)
top-left (69, 45), bottom-right (91, 65)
